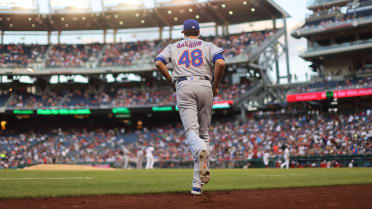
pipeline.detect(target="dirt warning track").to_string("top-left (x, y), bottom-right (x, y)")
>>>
top-left (0, 184), bottom-right (371, 209)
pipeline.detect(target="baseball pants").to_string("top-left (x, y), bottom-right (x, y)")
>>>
top-left (281, 159), bottom-right (289, 169)
top-left (176, 79), bottom-right (213, 189)
top-left (137, 156), bottom-right (144, 169)
top-left (123, 155), bottom-right (129, 169)
top-left (146, 155), bottom-right (155, 169)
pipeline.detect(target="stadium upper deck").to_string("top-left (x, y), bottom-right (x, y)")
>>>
top-left (292, 0), bottom-right (372, 39)
top-left (291, 0), bottom-right (372, 77)
top-left (306, 0), bottom-right (352, 10)
top-left (0, 29), bottom-right (277, 75)
top-left (0, 0), bottom-right (293, 110)
top-left (0, 0), bottom-right (290, 79)
top-left (0, 0), bottom-right (288, 32)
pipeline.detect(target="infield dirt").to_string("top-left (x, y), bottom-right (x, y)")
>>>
top-left (0, 184), bottom-right (371, 209)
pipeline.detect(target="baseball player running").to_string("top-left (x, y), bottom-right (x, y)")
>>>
top-left (154, 19), bottom-right (225, 195)
top-left (145, 145), bottom-right (155, 169)
top-left (281, 145), bottom-right (290, 169)
top-left (263, 151), bottom-right (270, 168)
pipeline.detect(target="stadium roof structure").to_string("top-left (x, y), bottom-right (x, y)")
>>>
top-left (0, 0), bottom-right (289, 31)
top-left (306, 0), bottom-right (352, 11)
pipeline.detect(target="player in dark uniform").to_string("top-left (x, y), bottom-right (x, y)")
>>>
top-left (154, 19), bottom-right (225, 195)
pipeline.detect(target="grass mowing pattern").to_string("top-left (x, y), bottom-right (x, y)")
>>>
top-left (0, 168), bottom-right (371, 199)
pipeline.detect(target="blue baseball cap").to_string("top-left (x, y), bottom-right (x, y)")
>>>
top-left (183, 19), bottom-right (200, 32)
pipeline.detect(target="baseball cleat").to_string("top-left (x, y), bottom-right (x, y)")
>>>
top-left (190, 187), bottom-right (202, 195)
top-left (199, 149), bottom-right (210, 184)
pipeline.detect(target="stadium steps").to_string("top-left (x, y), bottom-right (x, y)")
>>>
top-left (93, 44), bottom-right (108, 68)
top-left (0, 94), bottom-right (10, 108)
top-left (3, 94), bottom-right (14, 108)
top-left (248, 28), bottom-right (286, 63)
top-left (58, 94), bottom-right (69, 107)
top-left (41, 45), bottom-right (53, 68)
top-left (233, 81), bottom-right (264, 108)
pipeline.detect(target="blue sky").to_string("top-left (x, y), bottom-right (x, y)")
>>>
top-left (274, 0), bottom-right (312, 82)
top-left (276, 0), bottom-right (308, 20)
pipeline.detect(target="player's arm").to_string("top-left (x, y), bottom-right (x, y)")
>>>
top-left (212, 57), bottom-right (225, 97)
top-left (155, 60), bottom-right (174, 89)
top-left (154, 44), bottom-right (174, 90)
top-left (210, 43), bottom-right (225, 97)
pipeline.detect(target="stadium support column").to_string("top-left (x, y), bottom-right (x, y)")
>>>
top-left (240, 106), bottom-right (247, 122)
top-left (222, 23), bottom-right (229, 36)
top-left (57, 31), bottom-right (61, 44)
top-left (215, 24), bottom-right (218, 36)
top-left (103, 29), bottom-right (107, 44)
top-left (47, 31), bottom-right (51, 45)
top-left (273, 19), bottom-right (280, 84)
top-left (0, 31), bottom-right (3, 45)
top-left (159, 27), bottom-right (163, 40)
top-left (113, 29), bottom-right (117, 44)
top-left (169, 26), bottom-right (173, 39)
top-left (283, 18), bottom-right (291, 83)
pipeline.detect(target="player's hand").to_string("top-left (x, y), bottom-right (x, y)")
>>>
top-left (171, 82), bottom-right (176, 91)
top-left (212, 86), bottom-right (219, 97)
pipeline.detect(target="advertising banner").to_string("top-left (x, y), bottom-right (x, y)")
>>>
top-left (333, 88), bottom-right (372, 99)
top-left (287, 92), bottom-right (326, 102)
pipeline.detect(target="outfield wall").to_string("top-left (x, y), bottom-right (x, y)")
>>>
top-left (6, 155), bottom-right (372, 169)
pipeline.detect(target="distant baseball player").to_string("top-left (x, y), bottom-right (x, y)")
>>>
top-left (281, 145), bottom-right (290, 169)
top-left (122, 145), bottom-right (129, 169)
top-left (136, 148), bottom-right (144, 169)
top-left (154, 19), bottom-right (225, 195)
top-left (263, 151), bottom-right (270, 168)
top-left (145, 145), bottom-right (155, 169)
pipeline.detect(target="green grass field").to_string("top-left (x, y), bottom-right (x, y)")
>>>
top-left (0, 168), bottom-right (372, 199)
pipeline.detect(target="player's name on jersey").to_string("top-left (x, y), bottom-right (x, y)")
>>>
top-left (177, 41), bottom-right (202, 49)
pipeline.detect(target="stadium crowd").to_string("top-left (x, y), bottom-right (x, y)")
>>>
top-left (46, 44), bottom-right (104, 68)
top-left (288, 76), bottom-right (372, 94)
top-left (1, 110), bottom-right (371, 169)
top-left (0, 30), bottom-right (273, 68)
top-left (0, 44), bottom-right (47, 68)
top-left (297, 1), bottom-right (372, 33)
top-left (100, 40), bottom-right (157, 67)
top-left (8, 73), bottom-right (370, 108)
top-left (5, 78), bottom-right (253, 108)
top-left (205, 31), bottom-right (272, 59)
top-left (8, 91), bottom-right (63, 108)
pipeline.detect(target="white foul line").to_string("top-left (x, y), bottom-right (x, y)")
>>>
top-left (258, 174), bottom-right (309, 177)
top-left (0, 177), bottom-right (93, 180)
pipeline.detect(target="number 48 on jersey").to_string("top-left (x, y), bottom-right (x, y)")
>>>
top-left (178, 49), bottom-right (203, 68)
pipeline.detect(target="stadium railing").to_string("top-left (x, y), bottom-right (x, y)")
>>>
top-left (302, 37), bottom-right (372, 58)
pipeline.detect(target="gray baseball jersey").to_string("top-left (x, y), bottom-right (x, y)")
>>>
top-left (155, 37), bottom-right (224, 190)
top-left (156, 38), bottom-right (224, 81)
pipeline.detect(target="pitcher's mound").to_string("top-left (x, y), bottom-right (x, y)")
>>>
top-left (23, 164), bottom-right (116, 171)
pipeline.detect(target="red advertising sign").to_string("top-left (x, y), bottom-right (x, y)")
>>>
top-left (287, 92), bottom-right (326, 102)
top-left (333, 88), bottom-right (372, 98)
top-left (213, 100), bottom-right (234, 105)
